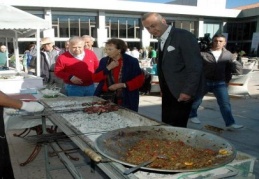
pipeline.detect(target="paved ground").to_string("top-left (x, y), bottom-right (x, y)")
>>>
top-left (6, 70), bottom-right (259, 179)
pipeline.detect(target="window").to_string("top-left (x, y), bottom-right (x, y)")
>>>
top-left (52, 15), bottom-right (96, 38)
top-left (106, 16), bottom-right (140, 38)
top-left (69, 16), bottom-right (79, 36)
top-left (227, 21), bottom-right (256, 41)
top-left (226, 20), bottom-right (257, 54)
top-left (106, 17), bottom-right (119, 38)
top-left (203, 23), bottom-right (221, 37)
top-left (119, 18), bottom-right (127, 38)
top-left (169, 20), bottom-right (196, 34)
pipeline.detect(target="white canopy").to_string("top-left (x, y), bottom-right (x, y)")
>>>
top-left (0, 3), bottom-right (50, 75)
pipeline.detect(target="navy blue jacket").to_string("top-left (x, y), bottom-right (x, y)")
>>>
top-left (94, 53), bottom-right (142, 112)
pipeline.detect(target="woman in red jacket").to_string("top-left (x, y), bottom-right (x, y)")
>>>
top-left (93, 38), bottom-right (144, 112)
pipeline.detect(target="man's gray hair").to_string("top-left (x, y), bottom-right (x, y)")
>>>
top-left (82, 35), bottom-right (94, 41)
top-left (69, 36), bottom-right (84, 44)
top-left (141, 12), bottom-right (164, 21)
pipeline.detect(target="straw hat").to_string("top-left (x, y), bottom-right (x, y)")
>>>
top-left (41, 37), bottom-right (54, 45)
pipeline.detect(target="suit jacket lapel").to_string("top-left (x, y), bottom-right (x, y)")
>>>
top-left (161, 28), bottom-right (174, 62)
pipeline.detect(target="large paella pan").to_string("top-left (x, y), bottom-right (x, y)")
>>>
top-left (95, 126), bottom-right (236, 173)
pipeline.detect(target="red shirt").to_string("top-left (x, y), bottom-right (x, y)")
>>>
top-left (55, 50), bottom-right (99, 86)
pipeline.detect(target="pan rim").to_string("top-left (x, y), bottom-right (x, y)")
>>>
top-left (95, 125), bottom-right (237, 173)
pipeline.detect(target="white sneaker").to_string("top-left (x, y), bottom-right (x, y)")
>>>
top-left (190, 117), bottom-right (201, 124)
top-left (226, 124), bottom-right (244, 130)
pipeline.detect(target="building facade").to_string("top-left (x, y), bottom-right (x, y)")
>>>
top-left (2, 0), bottom-right (259, 56)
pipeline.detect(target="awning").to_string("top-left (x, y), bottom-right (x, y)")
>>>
top-left (0, 3), bottom-right (50, 75)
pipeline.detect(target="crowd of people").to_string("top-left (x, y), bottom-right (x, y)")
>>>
top-left (0, 12), bottom-right (246, 178)
top-left (0, 13), bottom-right (246, 126)
top-left (0, 13), bottom-right (245, 126)
top-left (125, 46), bottom-right (158, 64)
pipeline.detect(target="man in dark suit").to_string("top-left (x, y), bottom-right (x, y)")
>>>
top-left (141, 12), bottom-right (204, 127)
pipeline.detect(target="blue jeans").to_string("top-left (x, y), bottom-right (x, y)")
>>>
top-left (65, 84), bottom-right (95, 97)
top-left (189, 80), bottom-right (235, 127)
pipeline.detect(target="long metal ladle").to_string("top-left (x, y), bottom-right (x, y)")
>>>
top-left (123, 155), bottom-right (166, 175)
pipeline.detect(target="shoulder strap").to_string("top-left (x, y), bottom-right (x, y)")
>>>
top-left (106, 58), bottom-right (115, 87)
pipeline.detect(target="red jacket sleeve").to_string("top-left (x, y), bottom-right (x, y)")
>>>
top-left (92, 70), bottom-right (107, 82)
top-left (126, 73), bottom-right (145, 91)
top-left (55, 55), bottom-right (70, 80)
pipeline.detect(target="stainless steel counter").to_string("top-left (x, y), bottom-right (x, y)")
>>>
top-left (39, 96), bottom-right (256, 179)
top-left (40, 96), bottom-right (159, 179)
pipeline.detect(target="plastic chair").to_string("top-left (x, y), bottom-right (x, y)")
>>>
top-left (243, 61), bottom-right (256, 70)
top-left (228, 71), bottom-right (253, 98)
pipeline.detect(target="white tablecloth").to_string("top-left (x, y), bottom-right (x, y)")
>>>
top-left (4, 110), bottom-right (53, 132)
top-left (4, 112), bottom-right (53, 132)
top-left (4, 93), bottom-right (54, 131)
top-left (4, 92), bottom-right (65, 131)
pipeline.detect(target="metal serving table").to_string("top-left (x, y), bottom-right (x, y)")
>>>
top-left (39, 96), bottom-right (159, 179)
top-left (38, 96), bottom-right (256, 179)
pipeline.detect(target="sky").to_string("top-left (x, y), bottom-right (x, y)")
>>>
top-left (120, 0), bottom-right (259, 8)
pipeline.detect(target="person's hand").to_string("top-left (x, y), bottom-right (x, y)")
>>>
top-left (108, 83), bottom-right (124, 91)
top-left (107, 60), bottom-right (119, 70)
top-left (178, 93), bottom-right (192, 103)
top-left (21, 102), bottom-right (44, 113)
top-left (70, 76), bottom-right (83, 85)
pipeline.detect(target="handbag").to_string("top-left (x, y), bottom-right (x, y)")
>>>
top-left (99, 91), bottom-right (117, 103)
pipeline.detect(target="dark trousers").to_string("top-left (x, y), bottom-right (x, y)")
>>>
top-left (161, 84), bottom-right (193, 128)
top-left (0, 137), bottom-right (15, 179)
top-left (0, 106), bottom-right (15, 179)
